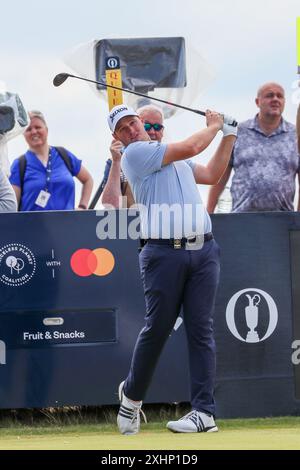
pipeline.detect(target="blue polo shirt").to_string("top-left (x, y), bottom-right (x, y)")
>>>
top-left (9, 147), bottom-right (82, 211)
top-left (121, 140), bottom-right (211, 238)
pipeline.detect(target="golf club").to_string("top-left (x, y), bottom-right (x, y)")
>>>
top-left (53, 73), bottom-right (238, 126)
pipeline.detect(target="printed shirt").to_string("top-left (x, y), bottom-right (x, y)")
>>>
top-left (230, 116), bottom-right (300, 212)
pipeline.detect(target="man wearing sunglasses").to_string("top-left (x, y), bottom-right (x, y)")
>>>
top-left (101, 105), bottom-right (164, 208)
top-left (140, 105), bottom-right (165, 142)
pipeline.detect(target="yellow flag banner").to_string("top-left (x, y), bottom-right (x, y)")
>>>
top-left (297, 17), bottom-right (300, 73)
top-left (105, 57), bottom-right (123, 110)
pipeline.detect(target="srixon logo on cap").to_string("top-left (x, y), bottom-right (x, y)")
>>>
top-left (110, 106), bottom-right (128, 123)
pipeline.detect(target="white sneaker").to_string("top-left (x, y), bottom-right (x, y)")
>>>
top-left (167, 410), bottom-right (218, 433)
top-left (117, 381), bottom-right (146, 435)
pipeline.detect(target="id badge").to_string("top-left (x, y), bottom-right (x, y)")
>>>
top-left (35, 190), bottom-right (51, 208)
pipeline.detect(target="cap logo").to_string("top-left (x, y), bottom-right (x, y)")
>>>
top-left (109, 106), bottom-right (128, 123)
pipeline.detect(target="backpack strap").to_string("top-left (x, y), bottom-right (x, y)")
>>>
top-left (18, 154), bottom-right (27, 211)
top-left (54, 146), bottom-right (73, 173)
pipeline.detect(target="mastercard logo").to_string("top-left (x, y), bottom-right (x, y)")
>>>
top-left (70, 248), bottom-right (115, 277)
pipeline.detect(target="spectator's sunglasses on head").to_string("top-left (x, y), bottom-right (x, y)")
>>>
top-left (144, 122), bottom-right (164, 132)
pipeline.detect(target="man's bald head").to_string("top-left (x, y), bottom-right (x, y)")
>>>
top-left (255, 82), bottom-right (285, 120)
top-left (256, 82), bottom-right (285, 99)
top-left (136, 104), bottom-right (164, 120)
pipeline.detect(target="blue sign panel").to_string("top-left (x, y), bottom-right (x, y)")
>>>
top-left (0, 210), bottom-right (189, 409)
top-left (0, 210), bottom-right (299, 417)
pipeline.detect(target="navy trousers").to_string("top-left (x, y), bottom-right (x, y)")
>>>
top-left (124, 239), bottom-right (220, 416)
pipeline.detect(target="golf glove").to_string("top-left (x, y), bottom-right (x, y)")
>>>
top-left (222, 114), bottom-right (238, 137)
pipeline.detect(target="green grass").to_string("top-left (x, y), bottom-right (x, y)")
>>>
top-left (0, 417), bottom-right (300, 450)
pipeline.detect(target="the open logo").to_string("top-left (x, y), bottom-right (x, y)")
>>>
top-left (226, 288), bottom-right (278, 343)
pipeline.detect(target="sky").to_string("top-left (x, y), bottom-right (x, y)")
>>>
top-left (0, 0), bottom-right (299, 206)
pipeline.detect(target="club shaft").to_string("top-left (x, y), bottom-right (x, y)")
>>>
top-left (67, 74), bottom-right (206, 116)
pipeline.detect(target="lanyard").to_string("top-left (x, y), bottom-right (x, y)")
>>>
top-left (44, 148), bottom-right (52, 192)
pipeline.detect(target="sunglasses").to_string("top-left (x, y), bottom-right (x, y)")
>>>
top-left (144, 122), bottom-right (164, 132)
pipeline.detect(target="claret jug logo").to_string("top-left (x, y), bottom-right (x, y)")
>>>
top-left (226, 288), bottom-right (278, 343)
top-left (0, 244), bottom-right (36, 287)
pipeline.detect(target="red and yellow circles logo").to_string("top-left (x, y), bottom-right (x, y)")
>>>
top-left (70, 248), bottom-right (115, 277)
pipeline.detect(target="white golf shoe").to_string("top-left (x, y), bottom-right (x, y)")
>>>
top-left (117, 381), bottom-right (146, 435)
top-left (167, 410), bottom-right (218, 433)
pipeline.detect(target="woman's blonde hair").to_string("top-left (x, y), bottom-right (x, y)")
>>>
top-left (28, 110), bottom-right (47, 126)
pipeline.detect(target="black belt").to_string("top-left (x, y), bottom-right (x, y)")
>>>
top-left (141, 233), bottom-right (213, 249)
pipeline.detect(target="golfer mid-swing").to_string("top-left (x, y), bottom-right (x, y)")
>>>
top-left (107, 104), bottom-right (237, 434)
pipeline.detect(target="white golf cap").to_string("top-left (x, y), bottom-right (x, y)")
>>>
top-left (107, 104), bottom-right (138, 132)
